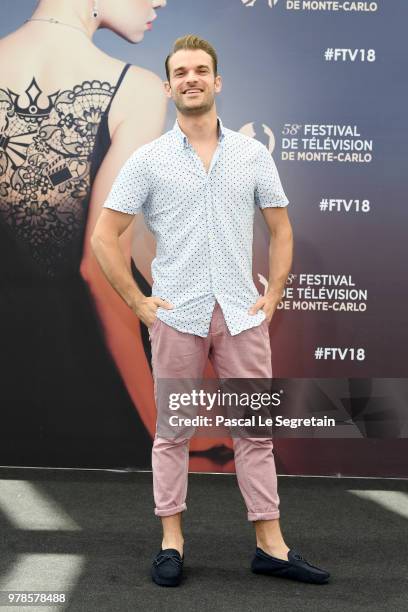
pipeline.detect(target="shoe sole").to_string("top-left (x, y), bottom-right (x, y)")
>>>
top-left (251, 566), bottom-right (329, 585)
top-left (151, 568), bottom-right (182, 587)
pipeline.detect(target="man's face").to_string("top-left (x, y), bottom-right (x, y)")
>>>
top-left (165, 49), bottom-right (222, 116)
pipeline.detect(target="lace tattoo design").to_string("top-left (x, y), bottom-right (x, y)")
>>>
top-left (0, 76), bottom-right (116, 277)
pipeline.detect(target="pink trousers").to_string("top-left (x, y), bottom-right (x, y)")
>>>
top-left (149, 301), bottom-right (280, 521)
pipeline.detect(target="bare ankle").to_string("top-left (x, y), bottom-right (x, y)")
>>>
top-left (162, 536), bottom-right (184, 555)
top-left (161, 512), bottom-right (184, 554)
top-left (256, 540), bottom-right (289, 560)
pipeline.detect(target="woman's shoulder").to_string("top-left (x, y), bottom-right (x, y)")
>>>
top-left (89, 49), bottom-right (167, 123)
top-left (94, 46), bottom-right (163, 86)
top-left (123, 64), bottom-right (164, 95)
top-left (105, 56), bottom-right (166, 123)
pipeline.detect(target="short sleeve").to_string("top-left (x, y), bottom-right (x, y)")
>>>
top-left (103, 150), bottom-right (149, 215)
top-left (254, 144), bottom-right (289, 209)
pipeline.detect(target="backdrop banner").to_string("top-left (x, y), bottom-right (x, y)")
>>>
top-left (0, 0), bottom-right (407, 476)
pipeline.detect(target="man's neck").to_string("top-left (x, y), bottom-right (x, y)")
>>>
top-left (177, 109), bottom-right (219, 144)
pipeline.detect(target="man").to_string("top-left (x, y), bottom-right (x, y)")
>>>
top-left (91, 35), bottom-right (330, 587)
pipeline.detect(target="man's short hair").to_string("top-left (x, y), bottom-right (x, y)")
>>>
top-left (165, 34), bottom-right (218, 81)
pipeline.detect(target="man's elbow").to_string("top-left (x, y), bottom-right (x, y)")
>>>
top-left (284, 220), bottom-right (294, 242)
top-left (90, 226), bottom-right (102, 256)
top-left (90, 222), bottom-right (111, 258)
top-left (270, 219), bottom-right (293, 241)
top-left (90, 209), bottom-right (128, 257)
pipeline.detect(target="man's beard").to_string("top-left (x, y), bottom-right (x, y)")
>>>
top-left (174, 95), bottom-right (215, 116)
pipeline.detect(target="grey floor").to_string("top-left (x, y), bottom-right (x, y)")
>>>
top-left (0, 467), bottom-right (407, 612)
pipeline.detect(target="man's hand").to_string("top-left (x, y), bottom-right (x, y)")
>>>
top-left (132, 296), bottom-right (174, 328)
top-left (248, 291), bottom-right (282, 323)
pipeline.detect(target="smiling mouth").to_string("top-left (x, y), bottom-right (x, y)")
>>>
top-left (183, 89), bottom-right (203, 94)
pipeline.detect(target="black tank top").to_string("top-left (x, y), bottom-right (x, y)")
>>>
top-left (0, 63), bottom-right (152, 467)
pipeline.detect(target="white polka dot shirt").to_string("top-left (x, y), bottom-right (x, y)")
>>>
top-left (103, 117), bottom-right (289, 337)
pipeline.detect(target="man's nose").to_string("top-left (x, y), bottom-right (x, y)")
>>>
top-left (152, 0), bottom-right (167, 8)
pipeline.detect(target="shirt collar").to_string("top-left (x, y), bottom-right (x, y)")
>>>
top-left (172, 116), bottom-right (225, 149)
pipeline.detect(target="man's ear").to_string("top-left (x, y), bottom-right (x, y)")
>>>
top-left (214, 75), bottom-right (222, 94)
top-left (164, 81), bottom-right (173, 99)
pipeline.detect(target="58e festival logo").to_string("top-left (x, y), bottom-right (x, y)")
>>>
top-left (241, 0), bottom-right (278, 7)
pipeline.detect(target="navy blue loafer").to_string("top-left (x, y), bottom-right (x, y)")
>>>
top-left (151, 548), bottom-right (184, 587)
top-left (251, 547), bottom-right (330, 584)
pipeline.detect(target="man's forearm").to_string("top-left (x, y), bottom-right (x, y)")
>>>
top-left (266, 226), bottom-right (293, 299)
top-left (91, 234), bottom-right (144, 310)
